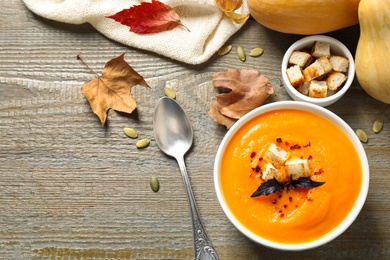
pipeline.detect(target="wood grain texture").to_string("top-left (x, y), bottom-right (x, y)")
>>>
top-left (1, 1), bottom-right (389, 259)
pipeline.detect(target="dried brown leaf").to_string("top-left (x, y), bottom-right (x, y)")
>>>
top-left (223, 12), bottom-right (250, 24)
top-left (208, 102), bottom-right (237, 130)
top-left (214, 0), bottom-right (249, 24)
top-left (80, 53), bottom-right (149, 126)
top-left (208, 68), bottom-right (274, 129)
top-left (215, 0), bottom-right (242, 12)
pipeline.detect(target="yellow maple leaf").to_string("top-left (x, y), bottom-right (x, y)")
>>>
top-left (79, 53), bottom-right (149, 126)
top-left (214, 0), bottom-right (249, 24)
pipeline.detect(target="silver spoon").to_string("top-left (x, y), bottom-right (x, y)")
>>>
top-left (153, 97), bottom-right (219, 260)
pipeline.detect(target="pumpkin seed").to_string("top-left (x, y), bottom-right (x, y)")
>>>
top-left (250, 47), bottom-right (264, 57)
top-left (373, 118), bottom-right (384, 133)
top-left (356, 129), bottom-right (368, 143)
top-left (150, 175), bottom-right (160, 192)
top-left (164, 87), bottom-right (176, 99)
top-left (217, 44), bottom-right (232, 56)
top-left (237, 46), bottom-right (246, 61)
top-left (136, 138), bottom-right (150, 149)
top-left (123, 127), bottom-right (138, 139)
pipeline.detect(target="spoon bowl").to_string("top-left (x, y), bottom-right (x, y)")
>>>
top-left (154, 98), bottom-right (193, 158)
top-left (153, 97), bottom-right (219, 260)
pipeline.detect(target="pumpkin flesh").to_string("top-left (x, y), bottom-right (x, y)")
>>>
top-left (355, 0), bottom-right (390, 103)
top-left (247, 0), bottom-right (360, 35)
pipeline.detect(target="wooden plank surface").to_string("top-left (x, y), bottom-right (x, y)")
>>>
top-left (1, 1), bottom-right (389, 259)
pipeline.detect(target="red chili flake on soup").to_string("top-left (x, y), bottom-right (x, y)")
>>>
top-left (290, 144), bottom-right (301, 150)
top-left (250, 151), bottom-right (256, 158)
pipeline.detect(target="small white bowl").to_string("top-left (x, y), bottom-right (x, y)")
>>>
top-left (281, 35), bottom-right (355, 107)
top-left (214, 101), bottom-right (369, 251)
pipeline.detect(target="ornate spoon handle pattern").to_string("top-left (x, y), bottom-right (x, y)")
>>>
top-left (177, 157), bottom-right (219, 260)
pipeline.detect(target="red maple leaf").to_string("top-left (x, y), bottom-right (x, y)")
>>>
top-left (107, 0), bottom-right (188, 34)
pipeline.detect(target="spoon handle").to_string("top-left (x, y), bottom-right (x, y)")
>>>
top-left (176, 156), bottom-right (219, 260)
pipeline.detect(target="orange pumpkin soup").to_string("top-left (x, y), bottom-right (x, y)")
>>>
top-left (220, 109), bottom-right (362, 244)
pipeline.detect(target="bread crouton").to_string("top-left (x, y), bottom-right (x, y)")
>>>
top-left (289, 50), bottom-right (313, 68)
top-left (311, 41), bottom-right (331, 58)
top-left (329, 56), bottom-right (349, 72)
top-left (326, 71), bottom-right (347, 91)
top-left (262, 163), bottom-right (285, 183)
top-left (264, 143), bottom-right (289, 169)
top-left (309, 80), bottom-right (327, 98)
top-left (297, 81), bottom-right (310, 96)
top-left (303, 60), bottom-right (325, 82)
top-left (285, 158), bottom-right (311, 180)
top-left (317, 56), bottom-right (333, 74)
top-left (286, 65), bottom-right (305, 88)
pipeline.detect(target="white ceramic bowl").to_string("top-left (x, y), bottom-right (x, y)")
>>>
top-left (281, 35), bottom-right (355, 107)
top-left (214, 101), bottom-right (369, 251)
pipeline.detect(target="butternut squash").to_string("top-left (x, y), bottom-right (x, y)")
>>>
top-left (355, 0), bottom-right (390, 104)
top-left (247, 0), bottom-right (360, 35)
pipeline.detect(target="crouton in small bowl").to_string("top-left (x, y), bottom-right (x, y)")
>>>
top-left (214, 101), bottom-right (369, 251)
top-left (282, 35), bottom-right (355, 107)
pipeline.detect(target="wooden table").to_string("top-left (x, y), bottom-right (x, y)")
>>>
top-left (1, 1), bottom-right (389, 259)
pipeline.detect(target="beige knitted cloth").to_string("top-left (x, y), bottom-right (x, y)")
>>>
top-left (22, 0), bottom-right (249, 64)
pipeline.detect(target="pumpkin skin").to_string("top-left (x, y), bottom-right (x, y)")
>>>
top-left (355, 0), bottom-right (390, 104)
top-left (247, 0), bottom-right (360, 35)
